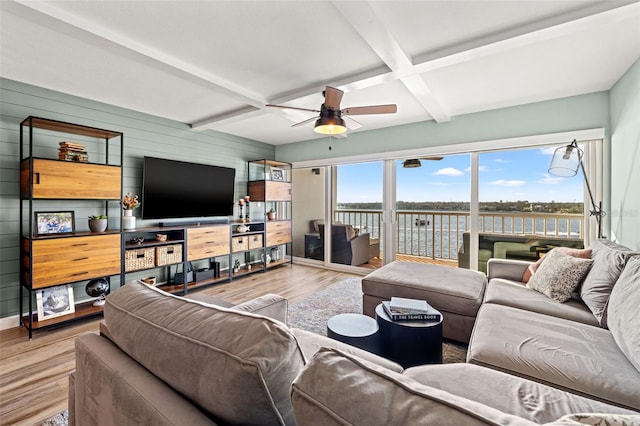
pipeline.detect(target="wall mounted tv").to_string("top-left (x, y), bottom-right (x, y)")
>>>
top-left (142, 156), bottom-right (236, 220)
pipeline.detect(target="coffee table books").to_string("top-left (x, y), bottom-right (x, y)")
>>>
top-left (382, 300), bottom-right (441, 321)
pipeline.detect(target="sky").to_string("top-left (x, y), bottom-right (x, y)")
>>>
top-left (337, 145), bottom-right (585, 204)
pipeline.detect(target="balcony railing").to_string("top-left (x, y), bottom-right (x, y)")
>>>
top-left (334, 209), bottom-right (584, 261)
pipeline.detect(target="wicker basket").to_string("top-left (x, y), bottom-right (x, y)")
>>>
top-left (125, 247), bottom-right (155, 272)
top-left (156, 244), bottom-right (183, 266)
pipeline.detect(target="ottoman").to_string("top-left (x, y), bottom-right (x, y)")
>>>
top-left (362, 261), bottom-right (487, 343)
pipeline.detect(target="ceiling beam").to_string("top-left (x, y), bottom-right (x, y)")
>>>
top-left (331, 0), bottom-right (451, 123)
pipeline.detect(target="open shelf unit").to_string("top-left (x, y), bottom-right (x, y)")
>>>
top-left (19, 116), bottom-right (123, 338)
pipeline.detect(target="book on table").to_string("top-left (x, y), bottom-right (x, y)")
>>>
top-left (382, 300), bottom-right (441, 321)
top-left (389, 297), bottom-right (434, 314)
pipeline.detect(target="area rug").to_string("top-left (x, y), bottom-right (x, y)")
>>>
top-left (288, 277), bottom-right (468, 364)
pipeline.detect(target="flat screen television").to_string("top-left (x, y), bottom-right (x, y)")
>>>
top-left (142, 156), bottom-right (236, 220)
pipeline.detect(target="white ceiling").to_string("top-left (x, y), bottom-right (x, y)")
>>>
top-left (1, 1), bottom-right (639, 145)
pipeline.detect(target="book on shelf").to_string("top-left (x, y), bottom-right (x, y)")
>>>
top-left (59, 141), bottom-right (86, 150)
top-left (382, 301), bottom-right (441, 322)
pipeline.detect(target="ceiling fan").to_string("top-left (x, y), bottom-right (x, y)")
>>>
top-left (266, 86), bottom-right (397, 135)
top-left (402, 156), bottom-right (444, 168)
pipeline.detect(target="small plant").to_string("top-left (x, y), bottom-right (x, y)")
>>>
top-left (89, 215), bottom-right (107, 220)
top-left (268, 208), bottom-right (275, 213)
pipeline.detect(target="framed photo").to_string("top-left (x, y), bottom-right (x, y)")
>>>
top-left (270, 167), bottom-right (284, 181)
top-left (36, 285), bottom-right (75, 321)
top-left (35, 211), bottom-right (75, 235)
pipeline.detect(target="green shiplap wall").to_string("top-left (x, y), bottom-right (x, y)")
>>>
top-left (609, 58), bottom-right (640, 249)
top-left (0, 78), bottom-right (274, 321)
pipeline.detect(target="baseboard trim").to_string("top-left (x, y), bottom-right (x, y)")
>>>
top-left (0, 314), bottom-right (20, 331)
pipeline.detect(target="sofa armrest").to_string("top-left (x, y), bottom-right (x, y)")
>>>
top-left (232, 294), bottom-right (288, 324)
top-left (486, 258), bottom-right (532, 282)
top-left (290, 327), bottom-right (403, 373)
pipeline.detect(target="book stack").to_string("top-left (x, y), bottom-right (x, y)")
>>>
top-left (382, 297), bottom-right (441, 321)
top-left (58, 141), bottom-right (88, 162)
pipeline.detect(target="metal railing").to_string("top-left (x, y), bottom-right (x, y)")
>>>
top-left (334, 209), bottom-right (584, 261)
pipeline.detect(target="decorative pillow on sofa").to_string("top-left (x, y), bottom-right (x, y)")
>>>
top-left (580, 239), bottom-right (638, 327)
top-left (527, 250), bottom-right (593, 302)
top-left (345, 224), bottom-right (360, 240)
top-left (522, 247), bottom-right (592, 284)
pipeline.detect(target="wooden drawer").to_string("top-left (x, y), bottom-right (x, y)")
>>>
top-left (266, 221), bottom-right (292, 246)
top-left (231, 236), bottom-right (249, 252)
top-left (187, 226), bottom-right (230, 260)
top-left (248, 234), bottom-right (263, 250)
top-left (21, 158), bottom-right (121, 199)
top-left (248, 181), bottom-right (291, 201)
top-left (25, 234), bottom-right (121, 288)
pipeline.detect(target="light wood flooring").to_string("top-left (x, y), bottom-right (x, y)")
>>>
top-left (0, 264), bottom-right (359, 426)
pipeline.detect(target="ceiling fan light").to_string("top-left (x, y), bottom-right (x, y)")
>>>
top-left (402, 159), bottom-right (421, 168)
top-left (314, 116), bottom-right (347, 135)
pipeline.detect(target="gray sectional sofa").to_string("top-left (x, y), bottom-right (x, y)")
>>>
top-left (70, 239), bottom-right (640, 425)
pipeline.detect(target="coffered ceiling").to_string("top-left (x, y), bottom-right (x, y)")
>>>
top-left (1, 1), bottom-right (639, 145)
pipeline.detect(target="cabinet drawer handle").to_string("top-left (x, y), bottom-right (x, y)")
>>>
top-left (73, 243), bottom-right (89, 247)
top-left (206, 240), bottom-right (216, 244)
top-left (73, 257), bottom-right (89, 262)
top-left (72, 271), bottom-right (89, 277)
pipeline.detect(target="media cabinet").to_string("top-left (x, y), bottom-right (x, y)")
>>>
top-left (18, 116), bottom-right (292, 338)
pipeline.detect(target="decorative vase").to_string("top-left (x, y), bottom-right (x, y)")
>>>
top-left (88, 218), bottom-right (108, 233)
top-left (122, 209), bottom-right (136, 230)
top-left (268, 212), bottom-right (275, 221)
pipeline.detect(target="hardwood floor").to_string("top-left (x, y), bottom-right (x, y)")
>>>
top-left (0, 264), bottom-right (359, 426)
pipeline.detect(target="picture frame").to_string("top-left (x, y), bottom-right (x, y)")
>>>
top-left (36, 285), bottom-right (75, 321)
top-left (270, 167), bottom-right (284, 181)
top-left (35, 211), bottom-right (75, 235)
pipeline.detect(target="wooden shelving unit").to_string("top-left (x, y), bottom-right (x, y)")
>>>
top-left (19, 116), bottom-right (124, 338)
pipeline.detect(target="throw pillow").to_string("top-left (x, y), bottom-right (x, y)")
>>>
top-left (526, 249), bottom-right (593, 302)
top-left (522, 247), bottom-right (592, 283)
top-left (580, 239), bottom-right (638, 328)
top-left (345, 225), bottom-right (359, 240)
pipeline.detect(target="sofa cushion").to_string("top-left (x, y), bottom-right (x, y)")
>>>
top-left (291, 348), bottom-right (535, 426)
top-left (607, 256), bottom-right (640, 372)
top-left (526, 250), bottom-right (593, 302)
top-left (468, 303), bottom-right (640, 411)
top-left (404, 364), bottom-right (637, 424)
top-left (581, 239), bottom-right (637, 327)
top-left (523, 247), bottom-right (592, 283)
top-left (485, 279), bottom-right (598, 326)
top-left (104, 281), bottom-right (305, 426)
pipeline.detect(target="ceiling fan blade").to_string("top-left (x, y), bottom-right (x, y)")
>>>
top-left (342, 104), bottom-right (397, 115)
top-left (324, 86), bottom-right (343, 110)
top-left (344, 115), bottom-right (362, 130)
top-left (291, 116), bottom-right (318, 128)
top-left (266, 104), bottom-right (320, 113)
top-left (420, 156), bottom-right (444, 161)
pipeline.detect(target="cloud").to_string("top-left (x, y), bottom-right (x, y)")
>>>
top-left (537, 174), bottom-right (565, 184)
top-left (490, 179), bottom-right (526, 187)
top-left (433, 167), bottom-right (464, 176)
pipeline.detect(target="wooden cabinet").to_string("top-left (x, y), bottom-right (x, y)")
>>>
top-left (187, 226), bottom-right (229, 260)
top-left (25, 234), bottom-right (121, 288)
top-left (266, 221), bottom-right (292, 246)
top-left (21, 159), bottom-right (121, 199)
top-left (19, 116), bottom-right (123, 338)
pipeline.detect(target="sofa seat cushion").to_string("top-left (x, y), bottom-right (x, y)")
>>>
top-left (607, 256), bottom-right (640, 372)
top-left (485, 279), bottom-right (599, 326)
top-left (362, 261), bottom-right (487, 317)
top-left (291, 348), bottom-right (535, 426)
top-left (468, 304), bottom-right (640, 411)
top-left (404, 364), bottom-right (637, 424)
top-left (104, 281), bottom-right (305, 426)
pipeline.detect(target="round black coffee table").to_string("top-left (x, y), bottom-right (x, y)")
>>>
top-left (375, 303), bottom-right (443, 367)
top-left (327, 313), bottom-right (380, 354)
